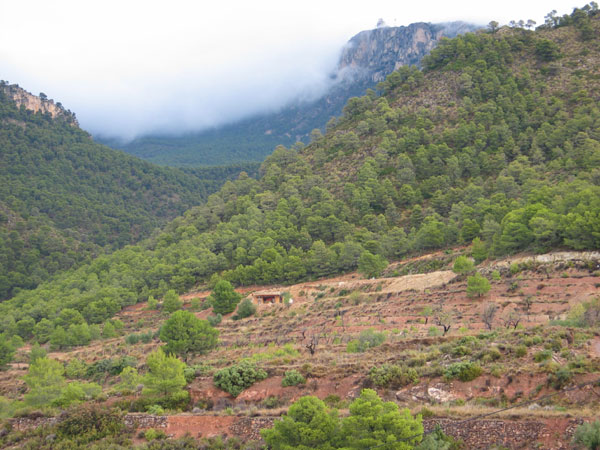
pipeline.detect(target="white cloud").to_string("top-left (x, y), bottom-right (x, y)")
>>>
top-left (0, 0), bottom-right (579, 139)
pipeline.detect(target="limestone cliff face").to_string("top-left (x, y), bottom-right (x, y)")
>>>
top-left (336, 22), bottom-right (478, 84)
top-left (0, 83), bottom-right (77, 125)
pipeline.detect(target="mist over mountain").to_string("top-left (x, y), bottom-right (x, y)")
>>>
top-left (0, 82), bottom-right (257, 299)
top-left (102, 21), bottom-right (479, 166)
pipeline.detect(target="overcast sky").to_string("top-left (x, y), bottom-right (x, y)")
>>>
top-left (0, 0), bottom-right (581, 140)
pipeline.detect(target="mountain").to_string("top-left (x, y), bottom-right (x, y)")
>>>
top-left (4, 8), bottom-right (599, 326)
top-left (2, 7), bottom-right (600, 448)
top-left (103, 21), bottom-right (479, 166)
top-left (0, 83), bottom-right (258, 299)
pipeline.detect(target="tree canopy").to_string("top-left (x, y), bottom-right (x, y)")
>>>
top-left (261, 389), bottom-right (423, 449)
top-left (159, 310), bottom-right (218, 357)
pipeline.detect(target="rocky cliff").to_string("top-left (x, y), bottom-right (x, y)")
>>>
top-left (337, 22), bottom-right (476, 83)
top-left (0, 82), bottom-right (78, 124)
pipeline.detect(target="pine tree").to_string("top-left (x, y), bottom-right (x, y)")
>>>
top-left (142, 348), bottom-right (187, 399)
top-left (162, 290), bottom-right (182, 313)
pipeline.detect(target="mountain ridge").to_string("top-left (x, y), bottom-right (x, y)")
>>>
top-left (0, 84), bottom-right (257, 299)
top-left (104, 21), bottom-right (479, 166)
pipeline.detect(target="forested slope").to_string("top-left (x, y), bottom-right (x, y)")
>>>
top-left (1, 7), bottom-right (600, 344)
top-left (0, 85), bottom-right (257, 299)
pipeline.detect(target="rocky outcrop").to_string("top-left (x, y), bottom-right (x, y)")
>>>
top-left (337, 22), bottom-right (477, 83)
top-left (0, 82), bottom-right (77, 124)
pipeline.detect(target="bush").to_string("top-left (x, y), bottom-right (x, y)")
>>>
top-left (262, 395), bottom-right (280, 409)
top-left (87, 356), bottom-right (137, 379)
top-left (145, 404), bottom-right (165, 415)
top-left (65, 358), bottom-right (88, 379)
top-left (572, 420), bottom-right (600, 450)
top-left (145, 428), bottom-right (167, 441)
top-left (162, 290), bottom-right (182, 313)
top-left (207, 314), bottom-right (222, 327)
top-left (515, 345), bottom-right (527, 357)
top-left (281, 370), bottom-right (306, 387)
top-left (233, 298), bottom-right (257, 320)
top-left (453, 256), bottom-right (475, 274)
top-left (147, 295), bottom-right (158, 310)
top-left (56, 405), bottom-right (125, 444)
top-left (140, 331), bottom-right (153, 344)
top-left (548, 367), bottom-right (573, 389)
top-left (125, 333), bottom-right (140, 345)
top-left (444, 362), bottom-right (483, 382)
top-left (213, 361), bottom-right (267, 397)
top-left (54, 381), bottom-right (102, 407)
top-left (369, 364), bottom-right (419, 388)
top-left (534, 350), bottom-right (552, 362)
top-left (346, 328), bottom-right (386, 353)
top-left (416, 424), bottom-right (464, 450)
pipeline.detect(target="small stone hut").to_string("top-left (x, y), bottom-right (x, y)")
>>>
top-left (253, 290), bottom-right (283, 306)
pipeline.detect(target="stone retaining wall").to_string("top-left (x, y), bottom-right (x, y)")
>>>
top-left (7, 413), bottom-right (585, 449)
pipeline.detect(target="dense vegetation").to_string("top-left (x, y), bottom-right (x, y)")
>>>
top-left (0, 84), bottom-right (258, 299)
top-left (1, 8), bottom-right (600, 354)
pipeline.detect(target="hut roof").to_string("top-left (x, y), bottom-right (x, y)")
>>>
top-left (253, 290), bottom-right (283, 297)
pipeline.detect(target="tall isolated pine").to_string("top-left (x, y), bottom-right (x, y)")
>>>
top-left (209, 280), bottom-right (242, 315)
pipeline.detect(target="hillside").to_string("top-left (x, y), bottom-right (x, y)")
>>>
top-left (104, 21), bottom-right (478, 166)
top-left (1, 5), bottom-right (600, 449)
top-left (0, 83), bottom-right (258, 299)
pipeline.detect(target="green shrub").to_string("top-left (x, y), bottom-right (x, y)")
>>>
top-left (572, 420), bottom-right (600, 450)
top-left (56, 405), bottom-right (125, 444)
top-left (323, 394), bottom-right (342, 408)
top-left (346, 328), bottom-right (386, 353)
top-left (515, 345), bottom-right (527, 357)
top-left (369, 364), bottom-right (419, 388)
top-left (444, 362), bottom-right (483, 382)
top-left (207, 314), bottom-right (222, 327)
top-left (262, 396), bottom-right (280, 409)
top-left (145, 428), bottom-right (167, 441)
top-left (162, 290), bottom-right (182, 313)
top-left (548, 368), bottom-right (573, 389)
top-left (145, 404), bottom-right (165, 415)
top-left (233, 298), bottom-right (257, 320)
top-left (534, 350), bottom-right (552, 362)
top-left (183, 366), bottom-right (197, 383)
top-left (146, 295), bottom-right (158, 310)
top-left (125, 333), bottom-right (140, 345)
top-left (428, 326), bottom-right (442, 337)
top-left (87, 356), bottom-right (137, 379)
top-left (65, 358), bottom-right (88, 379)
top-left (416, 424), bottom-right (464, 450)
top-left (480, 347), bottom-right (502, 363)
top-left (213, 362), bottom-right (267, 397)
top-left (451, 345), bottom-right (471, 357)
top-left (453, 256), bottom-right (475, 274)
top-left (281, 370), bottom-right (306, 387)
